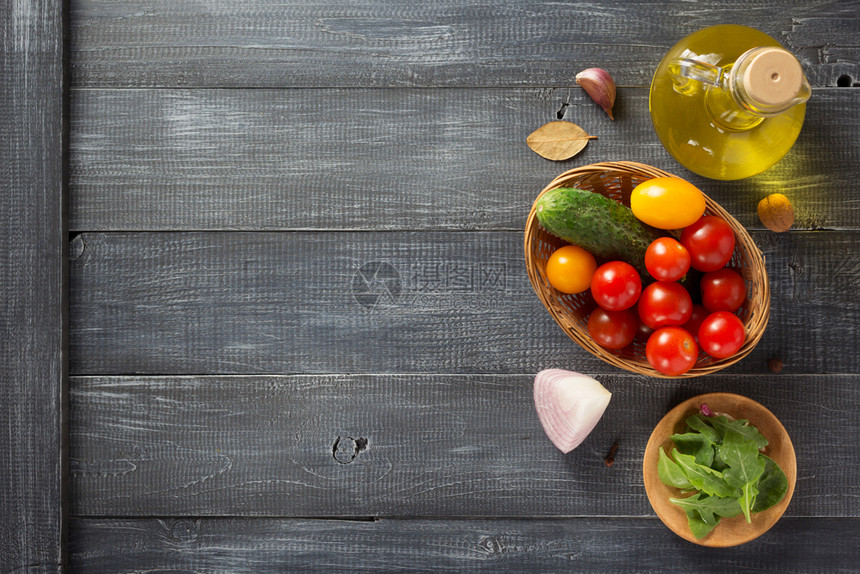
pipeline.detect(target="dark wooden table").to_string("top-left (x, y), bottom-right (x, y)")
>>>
top-left (3, 1), bottom-right (859, 571)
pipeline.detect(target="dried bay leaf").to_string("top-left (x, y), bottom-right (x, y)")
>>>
top-left (527, 120), bottom-right (597, 161)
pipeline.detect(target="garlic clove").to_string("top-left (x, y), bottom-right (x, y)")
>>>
top-left (576, 68), bottom-right (616, 119)
top-left (534, 369), bottom-right (612, 453)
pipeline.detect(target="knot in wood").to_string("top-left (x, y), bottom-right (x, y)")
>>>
top-left (70, 234), bottom-right (86, 260)
top-left (477, 536), bottom-right (504, 555)
top-left (170, 520), bottom-right (199, 543)
top-left (332, 436), bottom-right (368, 464)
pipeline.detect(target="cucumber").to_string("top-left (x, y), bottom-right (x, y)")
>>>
top-left (535, 187), bottom-right (665, 277)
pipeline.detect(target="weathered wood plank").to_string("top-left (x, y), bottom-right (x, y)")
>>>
top-left (68, 517), bottom-right (860, 573)
top-left (69, 88), bottom-right (860, 232)
top-left (69, 231), bottom-right (860, 376)
top-left (69, 0), bottom-right (859, 88)
top-left (69, 373), bottom-right (859, 517)
top-left (0, 1), bottom-right (66, 572)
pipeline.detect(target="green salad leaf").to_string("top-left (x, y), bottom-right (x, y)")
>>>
top-left (671, 493), bottom-right (743, 537)
top-left (708, 415), bottom-right (769, 449)
top-left (751, 455), bottom-right (789, 513)
top-left (718, 429), bottom-right (767, 522)
top-left (658, 446), bottom-right (693, 490)
top-left (657, 411), bottom-right (788, 539)
top-left (670, 431), bottom-right (715, 467)
top-left (671, 450), bottom-right (738, 498)
top-left (685, 414), bottom-right (721, 444)
top-left (682, 509), bottom-right (716, 539)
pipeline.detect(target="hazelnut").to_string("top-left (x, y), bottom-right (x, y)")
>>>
top-left (757, 193), bottom-right (795, 233)
top-left (768, 357), bottom-right (784, 373)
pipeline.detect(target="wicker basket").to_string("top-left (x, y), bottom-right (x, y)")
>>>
top-left (524, 161), bottom-right (770, 378)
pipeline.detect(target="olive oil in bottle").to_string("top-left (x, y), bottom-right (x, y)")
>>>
top-left (649, 25), bottom-right (811, 180)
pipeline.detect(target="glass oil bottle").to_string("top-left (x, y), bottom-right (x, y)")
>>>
top-left (649, 25), bottom-right (811, 180)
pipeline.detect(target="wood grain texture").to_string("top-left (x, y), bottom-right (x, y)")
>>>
top-left (68, 517), bottom-right (860, 573)
top-left (69, 231), bottom-right (860, 376)
top-left (0, 1), bottom-right (66, 572)
top-left (69, 88), bottom-right (860, 232)
top-left (68, 0), bottom-right (860, 88)
top-left (69, 373), bottom-right (859, 517)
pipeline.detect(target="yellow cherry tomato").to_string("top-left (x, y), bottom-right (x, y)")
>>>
top-left (630, 177), bottom-right (706, 230)
top-left (546, 245), bottom-right (597, 294)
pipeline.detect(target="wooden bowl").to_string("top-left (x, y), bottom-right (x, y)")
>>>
top-left (643, 393), bottom-right (796, 547)
top-left (524, 161), bottom-right (770, 378)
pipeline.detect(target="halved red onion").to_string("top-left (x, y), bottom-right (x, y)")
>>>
top-left (534, 369), bottom-right (612, 453)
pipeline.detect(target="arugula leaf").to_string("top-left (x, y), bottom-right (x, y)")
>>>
top-left (708, 415), bottom-right (769, 449)
top-left (670, 493), bottom-right (743, 539)
top-left (736, 480), bottom-right (760, 523)
top-left (685, 414), bottom-right (721, 444)
top-left (751, 454), bottom-right (788, 513)
top-left (672, 450), bottom-right (738, 498)
top-left (683, 509), bottom-right (716, 539)
top-left (671, 492), bottom-right (743, 520)
top-left (671, 431), bottom-right (715, 467)
top-left (710, 455), bottom-right (729, 472)
top-left (718, 429), bottom-right (767, 522)
top-left (658, 446), bottom-right (694, 490)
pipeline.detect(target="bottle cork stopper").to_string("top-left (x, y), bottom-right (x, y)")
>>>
top-left (742, 47), bottom-right (804, 108)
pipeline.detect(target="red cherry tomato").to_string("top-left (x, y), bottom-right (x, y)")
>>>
top-left (681, 215), bottom-right (736, 272)
top-left (701, 268), bottom-right (747, 312)
top-left (698, 311), bottom-right (745, 358)
top-left (646, 327), bottom-right (699, 376)
top-left (683, 304), bottom-right (710, 342)
top-left (645, 237), bottom-right (691, 282)
top-left (636, 320), bottom-right (654, 343)
top-left (637, 281), bottom-right (693, 330)
top-left (587, 308), bottom-right (638, 350)
top-left (590, 261), bottom-right (642, 311)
